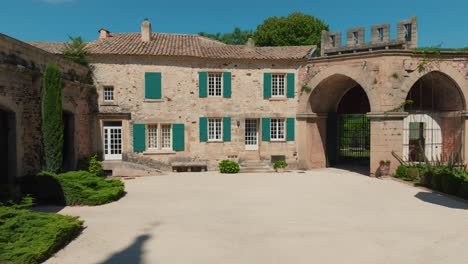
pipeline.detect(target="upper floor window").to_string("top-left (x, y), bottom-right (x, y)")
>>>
top-left (103, 86), bottom-right (114, 102)
top-left (271, 118), bottom-right (285, 141)
top-left (208, 73), bottom-right (222, 97)
top-left (272, 74), bottom-right (286, 97)
top-left (404, 24), bottom-right (412, 41)
top-left (208, 118), bottom-right (223, 141)
top-left (377, 28), bottom-right (384, 42)
top-left (353, 32), bottom-right (359, 44)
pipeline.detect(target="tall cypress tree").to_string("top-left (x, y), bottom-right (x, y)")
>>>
top-left (42, 64), bottom-right (63, 173)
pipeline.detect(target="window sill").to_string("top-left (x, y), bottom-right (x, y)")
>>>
top-left (144, 99), bottom-right (164, 103)
top-left (206, 140), bottom-right (224, 143)
top-left (269, 97), bottom-right (288, 101)
top-left (101, 102), bottom-right (118, 106)
top-left (143, 150), bottom-right (176, 155)
top-left (270, 139), bottom-right (286, 142)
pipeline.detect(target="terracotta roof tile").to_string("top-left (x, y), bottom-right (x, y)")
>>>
top-left (29, 32), bottom-right (315, 60)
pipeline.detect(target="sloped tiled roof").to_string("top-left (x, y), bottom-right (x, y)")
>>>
top-left (29, 32), bottom-right (315, 60)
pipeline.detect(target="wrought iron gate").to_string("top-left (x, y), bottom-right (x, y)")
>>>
top-left (337, 114), bottom-right (370, 164)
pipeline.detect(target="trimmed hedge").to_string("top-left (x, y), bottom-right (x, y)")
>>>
top-left (0, 206), bottom-right (83, 264)
top-left (20, 171), bottom-right (125, 206)
top-left (219, 160), bottom-right (240, 173)
top-left (394, 165), bottom-right (468, 200)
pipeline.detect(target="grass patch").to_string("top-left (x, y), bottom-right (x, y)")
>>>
top-left (0, 206), bottom-right (83, 264)
top-left (21, 171), bottom-right (125, 206)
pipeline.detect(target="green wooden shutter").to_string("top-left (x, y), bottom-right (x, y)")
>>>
top-left (199, 117), bottom-right (208, 142)
top-left (172, 124), bottom-right (185, 151)
top-left (133, 124), bottom-right (146, 152)
top-left (263, 73), bottom-right (272, 99)
top-left (286, 118), bottom-right (295, 141)
top-left (145, 72), bottom-right (162, 99)
top-left (199, 72), bottom-right (207, 98)
top-left (261, 117), bottom-right (271, 141)
top-left (223, 117), bottom-right (231, 142)
top-left (223, 72), bottom-right (231, 98)
top-left (287, 73), bottom-right (295, 98)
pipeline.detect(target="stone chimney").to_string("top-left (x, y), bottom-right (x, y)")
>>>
top-left (141, 19), bottom-right (152, 42)
top-left (245, 38), bottom-right (255, 49)
top-left (98, 28), bottom-right (110, 39)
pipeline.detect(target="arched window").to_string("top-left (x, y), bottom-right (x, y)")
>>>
top-left (403, 114), bottom-right (442, 161)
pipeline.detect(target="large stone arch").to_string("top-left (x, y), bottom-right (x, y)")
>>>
top-left (399, 63), bottom-right (468, 110)
top-left (298, 65), bottom-right (379, 114)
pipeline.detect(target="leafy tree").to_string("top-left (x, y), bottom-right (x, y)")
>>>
top-left (63, 36), bottom-right (89, 67)
top-left (42, 64), bottom-right (63, 173)
top-left (199, 27), bottom-right (254, 45)
top-left (255, 12), bottom-right (328, 47)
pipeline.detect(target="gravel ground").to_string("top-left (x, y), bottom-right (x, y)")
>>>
top-left (44, 169), bottom-right (468, 264)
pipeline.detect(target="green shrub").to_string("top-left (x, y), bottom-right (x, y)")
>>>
top-left (395, 165), bottom-right (407, 179)
top-left (431, 168), bottom-right (444, 191)
top-left (441, 169), bottom-right (463, 195)
top-left (458, 177), bottom-right (468, 199)
top-left (0, 206), bottom-right (83, 264)
top-left (218, 160), bottom-right (240, 174)
top-left (42, 64), bottom-right (63, 174)
top-left (273, 160), bottom-right (288, 170)
top-left (88, 155), bottom-right (103, 176)
top-left (21, 171), bottom-right (124, 206)
top-left (406, 167), bottom-right (420, 181)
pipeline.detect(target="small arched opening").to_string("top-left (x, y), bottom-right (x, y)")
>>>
top-left (0, 106), bottom-right (16, 184)
top-left (62, 111), bottom-right (76, 171)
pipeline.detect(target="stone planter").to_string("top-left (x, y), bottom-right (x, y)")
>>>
top-left (378, 161), bottom-right (390, 177)
top-left (275, 168), bottom-right (285, 173)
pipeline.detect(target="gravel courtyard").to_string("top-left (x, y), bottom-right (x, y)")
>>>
top-left (44, 169), bottom-right (468, 264)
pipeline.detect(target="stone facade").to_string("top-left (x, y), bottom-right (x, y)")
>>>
top-left (0, 33), bottom-right (97, 183)
top-left (92, 55), bottom-right (303, 169)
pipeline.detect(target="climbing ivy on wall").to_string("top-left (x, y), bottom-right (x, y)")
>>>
top-left (42, 64), bottom-right (64, 173)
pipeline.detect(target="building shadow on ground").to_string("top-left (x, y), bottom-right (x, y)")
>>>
top-left (333, 164), bottom-right (370, 176)
top-left (99, 234), bottom-right (151, 264)
top-left (415, 192), bottom-right (468, 209)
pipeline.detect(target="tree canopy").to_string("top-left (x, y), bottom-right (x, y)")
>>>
top-left (198, 12), bottom-right (328, 48)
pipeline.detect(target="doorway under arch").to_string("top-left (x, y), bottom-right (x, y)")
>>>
top-left (309, 74), bottom-right (371, 172)
top-left (0, 107), bottom-right (16, 184)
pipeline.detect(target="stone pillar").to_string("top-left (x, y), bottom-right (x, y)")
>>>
top-left (297, 113), bottom-right (327, 170)
top-left (368, 112), bottom-right (408, 176)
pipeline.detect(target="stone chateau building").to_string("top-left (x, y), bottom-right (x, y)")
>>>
top-left (1, 16), bottom-right (467, 182)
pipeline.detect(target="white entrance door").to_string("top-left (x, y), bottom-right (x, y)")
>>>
top-left (245, 119), bottom-right (258, 150)
top-left (103, 122), bottom-right (122, 160)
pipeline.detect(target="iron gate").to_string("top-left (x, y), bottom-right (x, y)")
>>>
top-left (337, 114), bottom-right (370, 164)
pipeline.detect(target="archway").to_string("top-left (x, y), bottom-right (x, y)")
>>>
top-left (308, 74), bottom-right (371, 172)
top-left (0, 107), bottom-right (16, 184)
top-left (403, 71), bottom-right (465, 162)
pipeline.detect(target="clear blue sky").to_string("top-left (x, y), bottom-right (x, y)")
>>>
top-left (1, 0), bottom-right (467, 48)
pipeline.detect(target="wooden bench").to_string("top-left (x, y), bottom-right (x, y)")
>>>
top-left (172, 162), bottom-right (208, 172)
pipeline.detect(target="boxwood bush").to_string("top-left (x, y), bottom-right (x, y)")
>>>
top-left (20, 171), bottom-right (125, 206)
top-left (218, 160), bottom-right (240, 173)
top-left (0, 206), bottom-right (83, 264)
top-left (273, 160), bottom-right (288, 170)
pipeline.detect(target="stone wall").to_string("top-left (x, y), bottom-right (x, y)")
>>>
top-left (91, 55), bottom-right (303, 169)
top-left (0, 34), bottom-right (97, 181)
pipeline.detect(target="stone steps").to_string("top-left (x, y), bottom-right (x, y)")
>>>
top-left (239, 160), bottom-right (274, 173)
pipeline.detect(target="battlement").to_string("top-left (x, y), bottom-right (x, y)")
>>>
top-left (321, 16), bottom-right (418, 56)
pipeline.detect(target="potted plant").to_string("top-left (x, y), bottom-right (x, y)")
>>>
top-left (273, 160), bottom-right (288, 173)
top-left (378, 160), bottom-right (391, 177)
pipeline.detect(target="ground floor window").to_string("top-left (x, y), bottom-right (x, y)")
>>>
top-left (403, 114), bottom-right (442, 161)
top-left (208, 118), bottom-right (222, 141)
top-left (146, 123), bottom-right (172, 151)
top-left (271, 118), bottom-right (285, 141)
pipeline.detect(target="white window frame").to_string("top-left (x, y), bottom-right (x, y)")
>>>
top-left (146, 123), bottom-right (173, 151)
top-left (103, 86), bottom-right (115, 102)
top-left (208, 73), bottom-right (223, 97)
top-left (147, 124), bottom-right (158, 150)
top-left (208, 118), bottom-right (223, 142)
top-left (270, 118), bottom-right (285, 141)
top-left (271, 74), bottom-right (286, 97)
top-left (161, 124), bottom-right (172, 150)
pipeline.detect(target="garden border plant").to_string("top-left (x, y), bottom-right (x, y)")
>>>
top-left (218, 160), bottom-right (240, 174)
